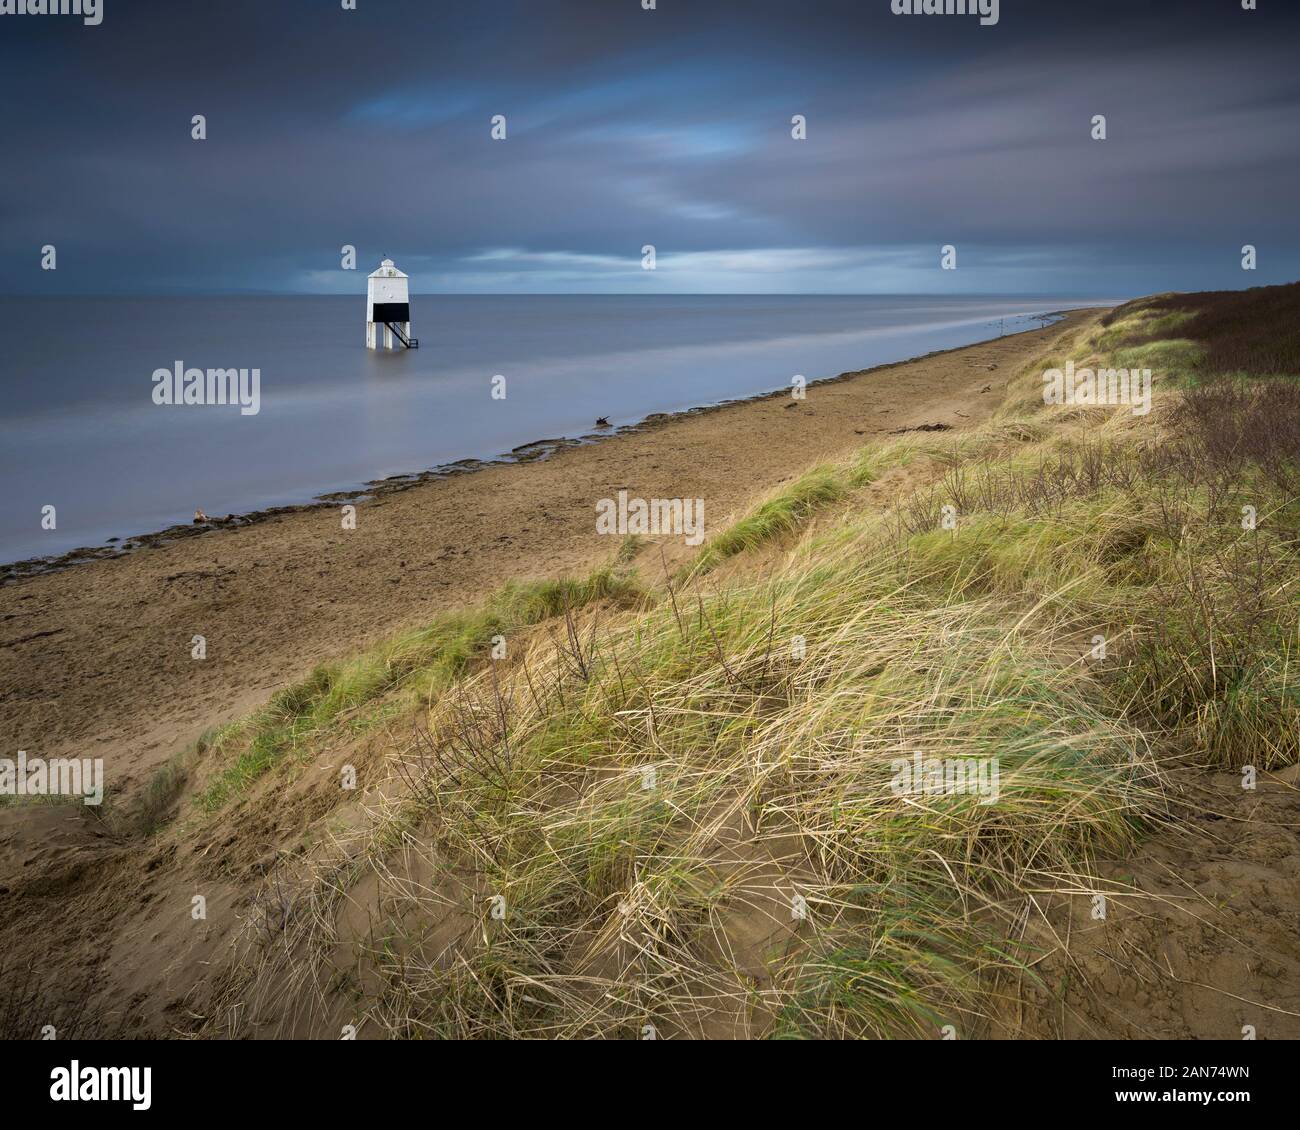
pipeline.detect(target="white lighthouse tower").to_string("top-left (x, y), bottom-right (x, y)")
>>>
top-left (366, 258), bottom-right (417, 349)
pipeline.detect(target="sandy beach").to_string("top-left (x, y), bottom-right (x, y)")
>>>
top-left (6, 288), bottom-right (1300, 1045)
top-left (0, 314), bottom-right (1090, 797)
top-left (6, 0), bottom-right (1299, 1073)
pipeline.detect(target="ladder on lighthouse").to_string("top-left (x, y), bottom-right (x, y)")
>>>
top-left (385, 322), bottom-right (419, 349)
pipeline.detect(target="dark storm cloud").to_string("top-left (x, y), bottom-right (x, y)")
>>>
top-left (1, 0), bottom-right (1297, 294)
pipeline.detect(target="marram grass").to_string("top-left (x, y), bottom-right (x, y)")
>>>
top-left (227, 505), bottom-right (1162, 1039)
top-left (195, 567), bottom-right (647, 812)
top-left (192, 297), bottom-right (1298, 1038)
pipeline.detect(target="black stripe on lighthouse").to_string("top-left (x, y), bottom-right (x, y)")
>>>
top-left (372, 303), bottom-right (410, 322)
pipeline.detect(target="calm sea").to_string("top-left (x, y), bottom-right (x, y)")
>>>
top-left (0, 294), bottom-right (1113, 562)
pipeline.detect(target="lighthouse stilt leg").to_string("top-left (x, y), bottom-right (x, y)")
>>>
top-left (366, 322), bottom-right (375, 350)
top-left (384, 324), bottom-right (394, 350)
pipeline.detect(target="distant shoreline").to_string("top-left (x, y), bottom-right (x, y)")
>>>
top-left (1, 308), bottom-right (1088, 582)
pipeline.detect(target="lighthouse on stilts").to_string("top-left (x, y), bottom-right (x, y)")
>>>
top-left (366, 258), bottom-right (418, 349)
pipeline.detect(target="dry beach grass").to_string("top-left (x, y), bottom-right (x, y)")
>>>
top-left (3, 291), bottom-right (1299, 1040)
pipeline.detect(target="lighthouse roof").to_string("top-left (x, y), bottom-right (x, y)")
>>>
top-left (368, 258), bottom-right (408, 279)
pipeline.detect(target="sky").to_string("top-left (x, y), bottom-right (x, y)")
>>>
top-left (1, 0), bottom-right (1298, 296)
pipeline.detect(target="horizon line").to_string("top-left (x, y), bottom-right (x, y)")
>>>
top-left (0, 290), bottom-right (1136, 300)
